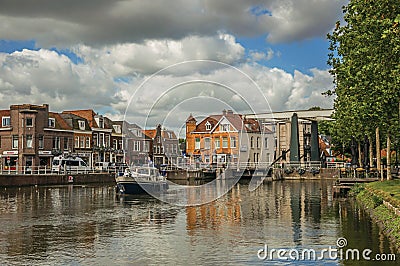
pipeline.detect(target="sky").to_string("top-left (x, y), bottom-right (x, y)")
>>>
top-left (0, 0), bottom-right (348, 131)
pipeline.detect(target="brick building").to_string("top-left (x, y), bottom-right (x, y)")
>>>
top-left (0, 104), bottom-right (73, 172)
top-left (185, 110), bottom-right (273, 165)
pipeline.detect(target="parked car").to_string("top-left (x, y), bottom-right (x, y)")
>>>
top-left (109, 162), bottom-right (128, 173)
top-left (94, 162), bottom-right (109, 172)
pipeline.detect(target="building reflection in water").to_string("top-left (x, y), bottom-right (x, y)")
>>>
top-left (185, 180), bottom-right (339, 249)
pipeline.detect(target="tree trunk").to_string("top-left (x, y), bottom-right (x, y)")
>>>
top-left (387, 133), bottom-right (391, 180)
top-left (376, 127), bottom-right (382, 180)
top-left (369, 135), bottom-right (373, 168)
top-left (358, 142), bottom-right (362, 167)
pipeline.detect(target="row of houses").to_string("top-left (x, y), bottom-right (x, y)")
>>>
top-left (185, 109), bottom-right (334, 166)
top-left (0, 103), bottom-right (333, 172)
top-left (0, 104), bottom-right (180, 171)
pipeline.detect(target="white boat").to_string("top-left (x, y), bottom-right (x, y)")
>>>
top-left (115, 166), bottom-right (169, 195)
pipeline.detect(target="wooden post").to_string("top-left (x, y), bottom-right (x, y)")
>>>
top-left (376, 127), bottom-right (382, 180)
top-left (387, 133), bottom-right (391, 180)
top-left (358, 142), bottom-right (362, 168)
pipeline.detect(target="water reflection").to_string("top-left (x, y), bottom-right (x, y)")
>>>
top-left (0, 181), bottom-right (397, 265)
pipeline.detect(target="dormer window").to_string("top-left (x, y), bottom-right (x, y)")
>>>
top-left (99, 118), bottom-right (104, 128)
top-left (205, 121), bottom-right (211, 131)
top-left (113, 125), bottom-right (121, 133)
top-left (48, 118), bottom-right (55, 128)
top-left (221, 124), bottom-right (229, 132)
top-left (78, 120), bottom-right (86, 130)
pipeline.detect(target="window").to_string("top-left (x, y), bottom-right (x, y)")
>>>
top-left (93, 134), bottom-right (98, 147)
top-left (26, 117), bottom-right (33, 127)
top-left (78, 120), bottom-right (85, 130)
top-left (105, 134), bottom-right (110, 147)
top-left (221, 124), bottom-right (229, 132)
top-left (204, 155), bottom-right (210, 163)
top-left (39, 135), bottom-right (43, 149)
top-left (119, 140), bottom-right (123, 150)
top-left (98, 117), bottom-right (104, 128)
top-left (53, 137), bottom-right (60, 149)
top-left (48, 118), bottom-right (55, 128)
top-left (264, 137), bottom-right (268, 149)
top-left (99, 133), bottom-right (104, 147)
top-left (230, 137), bottom-right (236, 148)
top-left (64, 137), bottom-right (69, 150)
top-left (80, 137), bottom-right (85, 148)
top-left (250, 137), bottom-right (254, 148)
top-left (204, 137), bottom-right (210, 149)
top-left (215, 138), bottom-right (220, 149)
top-left (2, 116), bottom-right (10, 127)
top-left (26, 135), bottom-right (33, 148)
top-left (143, 141), bottom-right (149, 152)
top-left (113, 125), bottom-right (121, 133)
top-left (12, 135), bottom-right (18, 149)
top-left (134, 141), bottom-right (140, 151)
top-left (195, 138), bottom-right (200, 149)
top-left (257, 137), bottom-right (260, 149)
top-left (157, 136), bottom-right (161, 143)
top-left (205, 121), bottom-right (212, 131)
top-left (86, 137), bottom-right (91, 148)
top-left (75, 137), bottom-right (79, 148)
top-left (222, 137), bottom-right (228, 148)
top-left (113, 139), bottom-right (117, 149)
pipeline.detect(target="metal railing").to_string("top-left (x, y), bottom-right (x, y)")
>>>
top-left (0, 165), bottom-right (123, 175)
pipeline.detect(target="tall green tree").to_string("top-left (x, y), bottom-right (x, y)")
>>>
top-left (327, 0), bottom-right (400, 179)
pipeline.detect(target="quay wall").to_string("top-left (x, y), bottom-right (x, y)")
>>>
top-left (274, 168), bottom-right (338, 180)
top-left (354, 186), bottom-right (400, 252)
top-left (0, 173), bottom-right (115, 187)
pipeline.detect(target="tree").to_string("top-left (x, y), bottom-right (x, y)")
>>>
top-left (327, 0), bottom-right (400, 179)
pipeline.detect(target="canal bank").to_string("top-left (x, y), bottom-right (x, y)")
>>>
top-left (0, 173), bottom-right (115, 187)
top-left (351, 180), bottom-right (400, 252)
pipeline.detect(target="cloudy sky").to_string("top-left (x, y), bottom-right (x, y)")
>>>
top-left (0, 0), bottom-right (347, 131)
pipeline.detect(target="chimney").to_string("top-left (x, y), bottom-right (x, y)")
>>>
top-left (227, 110), bottom-right (233, 115)
top-left (222, 109), bottom-right (227, 116)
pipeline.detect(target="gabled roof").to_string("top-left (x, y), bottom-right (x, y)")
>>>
top-left (62, 109), bottom-right (98, 128)
top-left (143, 128), bottom-right (177, 139)
top-left (60, 113), bottom-right (91, 131)
top-left (49, 112), bottom-right (72, 130)
top-left (191, 112), bottom-right (261, 133)
top-left (143, 129), bottom-right (156, 139)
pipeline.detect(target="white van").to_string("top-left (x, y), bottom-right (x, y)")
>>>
top-left (52, 156), bottom-right (90, 173)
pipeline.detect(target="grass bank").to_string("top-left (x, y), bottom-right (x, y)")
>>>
top-left (350, 180), bottom-right (400, 252)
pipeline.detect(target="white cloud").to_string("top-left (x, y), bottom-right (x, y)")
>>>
top-left (73, 34), bottom-right (245, 76)
top-left (0, 49), bottom-right (120, 112)
top-left (0, 35), bottom-right (334, 128)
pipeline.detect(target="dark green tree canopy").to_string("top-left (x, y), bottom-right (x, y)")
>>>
top-left (327, 0), bottom-right (400, 142)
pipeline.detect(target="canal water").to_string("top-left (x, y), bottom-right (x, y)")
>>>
top-left (0, 180), bottom-right (397, 265)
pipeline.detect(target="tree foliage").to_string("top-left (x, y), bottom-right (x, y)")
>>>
top-left (327, 0), bottom-right (400, 143)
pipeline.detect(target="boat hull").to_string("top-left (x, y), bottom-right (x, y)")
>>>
top-left (116, 181), bottom-right (168, 195)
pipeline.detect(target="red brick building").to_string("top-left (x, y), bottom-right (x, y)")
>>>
top-left (0, 104), bottom-right (73, 172)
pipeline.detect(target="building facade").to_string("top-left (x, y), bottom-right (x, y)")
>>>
top-left (0, 104), bottom-right (73, 172)
top-left (60, 113), bottom-right (92, 165)
top-left (123, 122), bottom-right (151, 166)
top-left (143, 124), bottom-right (179, 168)
top-left (185, 110), bottom-right (273, 165)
